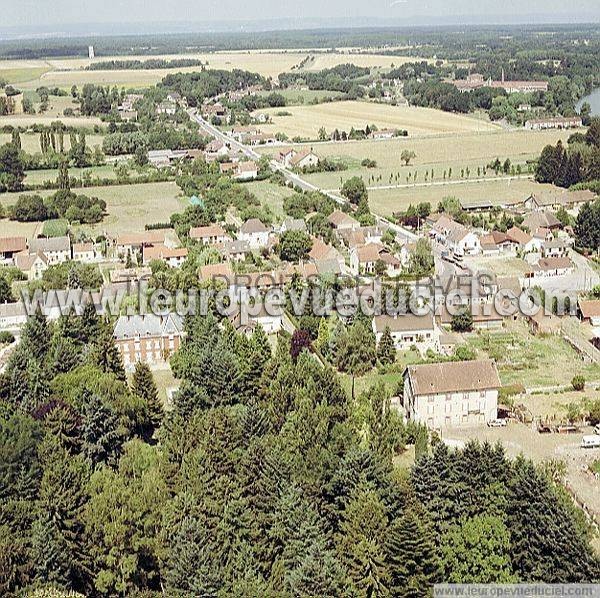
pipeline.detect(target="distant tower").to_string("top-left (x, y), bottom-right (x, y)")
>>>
top-left (88, 45), bottom-right (95, 60)
top-left (501, 67), bottom-right (505, 83)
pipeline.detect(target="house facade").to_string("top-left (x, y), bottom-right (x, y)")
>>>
top-left (113, 313), bottom-right (184, 368)
top-left (403, 360), bottom-right (500, 429)
top-left (373, 313), bottom-right (440, 354)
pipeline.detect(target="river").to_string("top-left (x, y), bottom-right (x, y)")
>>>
top-left (576, 88), bottom-right (600, 116)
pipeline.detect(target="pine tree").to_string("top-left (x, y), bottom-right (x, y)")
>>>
top-left (90, 319), bottom-right (126, 381)
top-left (81, 392), bottom-right (123, 466)
top-left (336, 482), bottom-right (390, 596)
top-left (386, 510), bottom-right (440, 596)
top-left (131, 361), bottom-right (163, 432)
top-left (377, 326), bottom-right (396, 365)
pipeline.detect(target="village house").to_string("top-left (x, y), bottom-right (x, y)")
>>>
top-left (578, 299), bottom-right (600, 327)
top-left (349, 243), bottom-right (402, 277)
top-left (522, 210), bottom-right (562, 232)
top-left (215, 239), bottom-right (252, 262)
top-left (0, 237), bottom-right (27, 263)
top-left (479, 231), bottom-right (516, 255)
top-left (190, 224), bottom-right (230, 245)
top-left (288, 150), bottom-right (319, 170)
top-left (155, 101), bottom-right (177, 116)
top-left (238, 218), bottom-right (270, 249)
top-left (229, 126), bottom-right (261, 142)
top-left (541, 239), bottom-right (569, 259)
top-left (430, 215), bottom-right (481, 256)
top-left (72, 242), bottom-right (100, 263)
top-left (277, 148), bottom-right (297, 167)
top-left (280, 218), bottom-right (308, 234)
top-left (15, 252), bottom-right (48, 280)
top-left (373, 312), bottom-right (440, 354)
top-left (308, 238), bottom-right (345, 271)
top-left (199, 262), bottom-right (234, 284)
top-left (327, 210), bottom-right (360, 231)
top-left (525, 116), bottom-right (582, 130)
top-left (228, 302), bottom-right (283, 335)
top-left (113, 313), bottom-right (184, 368)
top-left (368, 129), bottom-right (396, 140)
top-left (402, 359), bottom-right (501, 429)
top-left (233, 161), bottom-right (259, 181)
top-left (28, 236), bottom-right (71, 265)
top-left (437, 303), bottom-right (504, 330)
top-left (337, 225), bottom-right (389, 248)
top-left (148, 149), bottom-right (190, 168)
top-left (204, 139), bottom-right (230, 160)
top-left (523, 189), bottom-right (595, 211)
top-left (201, 102), bottom-right (226, 119)
top-left (0, 301), bottom-right (28, 334)
top-left (115, 229), bottom-right (179, 259)
top-left (142, 244), bottom-right (188, 268)
top-left (505, 226), bottom-right (539, 252)
top-left (525, 256), bottom-right (574, 278)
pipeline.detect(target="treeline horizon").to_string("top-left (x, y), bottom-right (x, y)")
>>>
top-left (1, 23), bottom-right (600, 59)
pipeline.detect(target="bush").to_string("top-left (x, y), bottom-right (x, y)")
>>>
top-left (572, 375), bottom-right (585, 391)
top-left (0, 331), bottom-right (15, 344)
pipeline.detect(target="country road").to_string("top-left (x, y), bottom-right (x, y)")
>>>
top-left (189, 109), bottom-right (426, 250)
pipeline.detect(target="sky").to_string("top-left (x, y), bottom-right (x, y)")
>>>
top-left (1, 0), bottom-right (599, 31)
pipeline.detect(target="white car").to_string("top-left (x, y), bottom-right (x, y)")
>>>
top-left (487, 419), bottom-right (507, 428)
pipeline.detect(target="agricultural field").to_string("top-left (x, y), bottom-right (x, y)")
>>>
top-left (258, 127), bottom-right (574, 191)
top-left (2, 50), bottom-right (430, 91)
top-left (254, 101), bottom-right (500, 139)
top-left (0, 219), bottom-right (42, 238)
top-left (0, 181), bottom-right (186, 237)
top-left (366, 178), bottom-right (560, 215)
top-left (0, 114), bottom-right (104, 128)
top-left (465, 320), bottom-right (600, 389)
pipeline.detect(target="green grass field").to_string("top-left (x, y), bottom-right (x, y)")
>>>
top-left (0, 181), bottom-right (186, 237)
top-left (255, 100), bottom-right (500, 140)
top-left (23, 163), bottom-right (115, 186)
top-left (42, 219), bottom-right (69, 237)
top-left (0, 67), bottom-right (51, 84)
top-left (243, 179), bottom-right (296, 217)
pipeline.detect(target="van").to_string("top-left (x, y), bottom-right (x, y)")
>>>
top-left (581, 435), bottom-right (600, 449)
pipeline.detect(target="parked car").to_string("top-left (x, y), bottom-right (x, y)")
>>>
top-left (487, 419), bottom-right (507, 428)
top-left (594, 424), bottom-right (600, 435)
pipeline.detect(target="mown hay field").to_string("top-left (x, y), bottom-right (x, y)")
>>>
top-left (255, 101), bottom-right (500, 139)
top-left (365, 178), bottom-right (559, 215)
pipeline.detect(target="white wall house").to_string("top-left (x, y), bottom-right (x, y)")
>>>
top-left (238, 219), bottom-right (270, 249)
top-left (403, 360), bottom-right (500, 429)
top-left (373, 313), bottom-right (440, 354)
